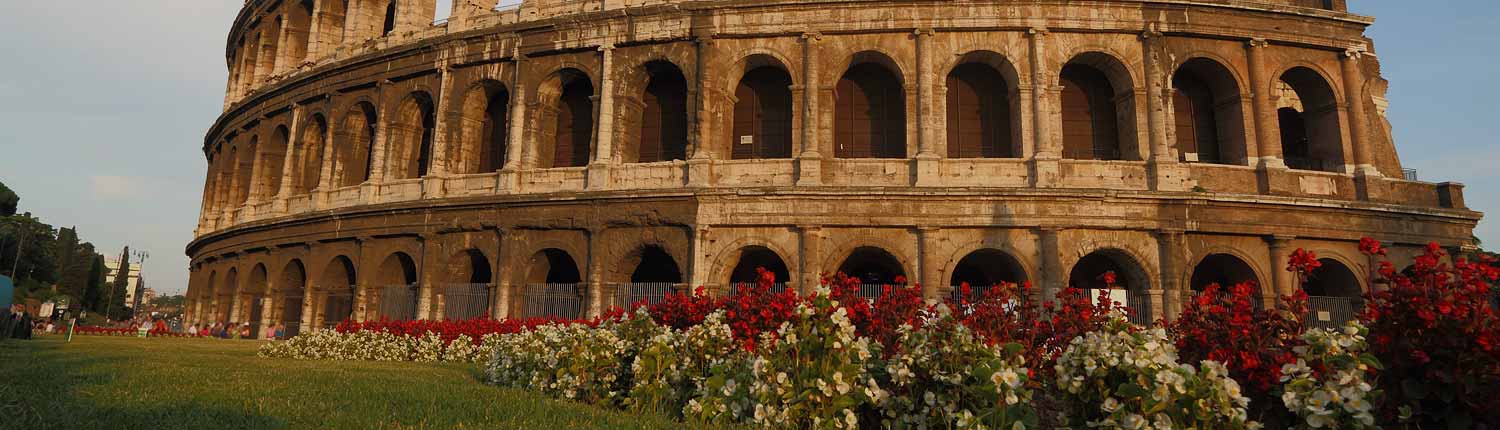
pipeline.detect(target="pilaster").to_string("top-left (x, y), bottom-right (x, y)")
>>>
top-left (796, 32), bottom-right (824, 186)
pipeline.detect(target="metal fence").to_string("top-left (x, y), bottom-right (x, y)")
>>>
top-left (442, 283), bottom-right (493, 320)
top-left (376, 284), bottom-right (421, 321)
top-left (523, 283), bottom-right (584, 319)
top-left (1306, 296), bottom-right (1358, 329)
top-left (1127, 290), bottom-right (1153, 325)
top-left (281, 293), bottom-right (304, 338)
top-left (728, 282), bottom-right (790, 296)
top-left (612, 283), bottom-right (678, 308)
top-left (321, 289), bottom-right (355, 328)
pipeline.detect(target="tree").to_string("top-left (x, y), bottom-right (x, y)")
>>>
top-left (0, 213), bottom-right (58, 284)
top-left (52, 227), bottom-right (81, 296)
top-left (83, 254), bottom-right (106, 312)
top-left (0, 181), bottom-right (17, 217)
top-left (107, 246), bottom-right (131, 321)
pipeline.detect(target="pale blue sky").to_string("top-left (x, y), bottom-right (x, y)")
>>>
top-left (0, 2), bottom-right (1494, 295)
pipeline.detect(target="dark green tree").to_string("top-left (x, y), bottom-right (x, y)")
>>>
top-left (107, 246), bottom-right (132, 320)
top-left (52, 227), bottom-right (81, 296)
top-left (0, 181), bottom-right (17, 217)
top-left (83, 254), bottom-right (107, 312)
top-left (0, 213), bottom-right (58, 284)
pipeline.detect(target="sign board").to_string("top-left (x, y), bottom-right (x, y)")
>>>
top-left (739, 135), bottom-right (753, 145)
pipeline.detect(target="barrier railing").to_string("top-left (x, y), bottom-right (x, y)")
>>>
top-left (376, 284), bottom-right (420, 321)
top-left (523, 283), bottom-right (583, 319)
top-left (612, 283), bottom-right (679, 308)
top-left (1306, 296), bottom-right (1359, 329)
top-left (442, 283), bottom-right (493, 320)
top-left (728, 282), bottom-right (790, 295)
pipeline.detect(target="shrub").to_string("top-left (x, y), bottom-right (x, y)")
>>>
top-left (1169, 282), bottom-right (1308, 424)
top-left (1054, 315), bottom-right (1254, 429)
top-left (1359, 240), bottom-right (1500, 428)
top-left (880, 305), bottom-right (1037, 429)
top-left (1278, 322), bottom-right (1380, 430)
top-left (627, 310), bottom-right (740, 417)
top-left (686, 287), bottom-right (884, 429)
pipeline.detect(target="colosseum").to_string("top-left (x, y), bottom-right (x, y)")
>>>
top-left (184, 0), bottom-right (1480, 337)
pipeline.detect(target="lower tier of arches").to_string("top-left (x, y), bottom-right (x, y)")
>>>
top-left (183, 190), bottom-right (1477, 337)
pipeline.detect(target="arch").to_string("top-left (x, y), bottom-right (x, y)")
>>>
top-left (1172, 58), bottom-right (1248, 165)
top-left (1067, 248), bottom-right (1151, 291)
top-left (233, 138), bottom-right (257, 205)
top-left (837, 246), bottom-right (907, 285)
top-left (526, 248), bottom-right (582, 285)
top-left (834, 51), bottom-right (907, 159)
top-left (732, 62), bottom-right (795, 160)
top-left (312, 0), bottom-right (345, 54)
top-left (315, 255), bottom-right (357, 326)
top-left (949, 248), bottom-right (1029, 287)
top-left (388, 91), bottom-right (437, 179)
top-left (278, 259), bottom-right (307, 335)
top-left (256, 125), bottom-right (291, 200)
top-left (373, 251), bottom-right (419, 320)
top-left (1060, 52), bottom-right (1136, 161)
top-left (222, 267), bottom-right (241, 323)
top-left (536, 68), bottom-right (594, 168)
top-left (727, 245), bottom-right (792, 286)
top-left (1278, 67), bottom-right (1345, 172)
top-left (283, 0), bottom-right (313, 68)
top-left (520, 248), bottom-right (584, 319)
top-left (627, 244), bottom-right (683, 283)
top-left (1188, 253), bottom-right (1261, 292)
top-left (335, 102), bottom-right (378, 186)
top-left (382, 0), bottom-right (397, 36)
top-left (295, 113), bottom-right (328, 193)
top-left (456, 80), bottom-right (510, 174)
top-left (946, 52), bottom-right (1017, 158)
top-left (241, 263), bottom-right (270, 329)
top-left (630, 60), bottom-right (690, 163)
top-left (1305, 258), bottom-right (1361, 298)
top-left (449, 248), bottom-right (493, 284)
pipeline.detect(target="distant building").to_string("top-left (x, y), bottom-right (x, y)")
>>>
top-left (104, 259), bottom-right (144, 309)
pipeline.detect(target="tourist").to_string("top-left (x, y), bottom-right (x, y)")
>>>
top-left (263, 323), bottom-right (275, 340)
top-left (273, 324), bottom-right (285, 340)
top-left (187, 324), bottom-right (198, 336)
top-left (238, 324), bottom-right (251, 339)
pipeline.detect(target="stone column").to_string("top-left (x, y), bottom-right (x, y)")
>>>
top-left (493, 228), bottom-right (511, 319)
top-left (1157, 229), bottom-right (1186, 320)
top-left (256, 27), bottom-right (279, 83)
top-left (586, 229), bottom-right (605, 318)
top-left (1038, 228), bottom-right (1063, 303)
top-left (415, 235), bottom-right (434, 319)
top-left (1246, 39), bottom-right (1284, 168)
top-left (795, 32), bottom-right (824, 186)
top-left (272, 10), bottom-right (293, 75)
top-left (275, 105), bottom-right (305, 213)
top-left (689, 227), bottom-right (713, 292)
top-left (687, 36), bottom-right (716, 187)
top-left (798, 225), bottom-right (824, 294)
top-left (424, 66), bottom-right (455, 198)
top-left (258, 291), bottom-right (275, 339)
top-left (917, 226), bottom-right (942, 302)
top-left (588, 44), bottom-right (617, 190)
top-left (1027, 28), bottom-right (1060, 188)
top-left (363, 81), bottom-right (393, 203)
top-left (1267, 235), bottom-right (1295, 307)
top-left (1142, 30), bottom-right (1188, 191)
top-left (1340, 49), bottom-right (1378, 177)
top-left (300, 284), bottom-right (317, 331)
top-left (501, 49), bottom-right (527, 192)
top-left (913, 29), bottom-right (941, 186)
top-left (228, 289), bottom-right (244, 324)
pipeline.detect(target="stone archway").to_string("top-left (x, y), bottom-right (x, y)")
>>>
top-left (519, 248), bottom-right (584, 319)
top-left (1068, 248), bottom-right (1153, 323)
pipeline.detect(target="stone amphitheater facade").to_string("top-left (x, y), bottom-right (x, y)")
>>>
top-left (184, 0), bottom-right (1480, 336)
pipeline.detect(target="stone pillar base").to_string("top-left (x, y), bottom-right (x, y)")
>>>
top-left (497, 169), bottom-right (519, 193)
top-left (686, 158), bottom-right (713, 187)
top-left (422, 176), bottom-right (447, 199)
top-left (1148, 161), bottom-right (1191, 192)
top-left (913, 154), bottom-right (942, 187)
top-left (1029, 157), bottom-right (1060, 188)
top-left (795, 154), bottom-right (823, 186)
top-left (586, 164), bottom-right (611, 190)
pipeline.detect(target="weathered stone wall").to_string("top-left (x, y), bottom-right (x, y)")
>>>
top-left (184, 0), bottom-right (1481, 334)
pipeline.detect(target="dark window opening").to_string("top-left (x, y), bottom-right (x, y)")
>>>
top-left (834, 63), bottom-right (906, 159)
top-left (729, 246), bottom-right (791, 285)
top-left (946, 63), bottom-right (1012, 158)
top-left (837, 247), bottom-right (906, 285)
top-left (630, 246), bottom-right (682, 283)
top-left (950, 249), bottom-right (1027, 287)
top-left (1189, 254), bottom-right (1259, 292)
top-left (554, 78), bottom-right (594, 168)
top-left (732, 67), bottom-right (794, 160)
top-left (638, 63), bottom-right (689, 163)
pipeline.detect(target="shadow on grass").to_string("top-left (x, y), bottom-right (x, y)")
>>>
top-left (0, 338), bottom-right (282, 430)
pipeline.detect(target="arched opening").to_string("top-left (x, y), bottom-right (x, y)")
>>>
top-left (838, 246), bottom-right (907, 285)
top-left (258, 18), bottom-right (281, 79)
top-left (834, 54), bottom-right (906, 159)
top-left (217, 270), bottom-right (235, 323)
top-left (374, 252), bottom-right (419, 320)
top-left (233, 139), bottom-right (256, 205)
top-left (443, 249), bottom-right (494, 320)
top-left (1189, 253), bottom-right (1260, 292)
top-left (1069, 249), bottom-right (1153, 323)
top-left (1304, 258), bottom-right (1362, 328)
top-left (1172, 58), bottom-right (1248, 165)
top-left (946, 62), bottom-right (1014, 158)
top-left (729, 245), bottom-right (791, 286)
top-left (1060, 53), bottom-right (1135, 161)
top-left (950, 249), bottom-right (1028, 293)
top-left (731, 64), bottom-right (794, 160)
top-left (316, 255), bottom-right (357, 328)
top-left (522, 249), bottom-right (584, 319)
top-left (382, 1), bottom-right (397, 36)
top-left (1278, 67), bottom-right (1345, 172)
top-left (241, 264), bottom-right (270, 336)
top-left (312, 0), bottom-right (344, 54)
top-left (457, 81), bottom-right (509, 173)
top-left (542, 69), bottom-right (594, 168)
top-left (335, 102), bottom-right (378, 186)
top-left (634, 61), bottom-right (689, 163)
top-left (256, 125), bottom-right (290, 200)
top-left (296, 114), bottom-right (328, 193)
top-left (390, 92), bottom-right (436, 179)
top-left (279, 259), bottom-right (307, 337)
top-left (629, 245), bottom-right (682, 283)
top-left (283, 1), bottom-right (313, 68)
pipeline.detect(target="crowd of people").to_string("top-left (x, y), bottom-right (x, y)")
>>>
top-left (184, 322), bottom-right (289, 340)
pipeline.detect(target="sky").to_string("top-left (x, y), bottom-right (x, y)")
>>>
top-left (0, 1), bottom-right (1496, 295)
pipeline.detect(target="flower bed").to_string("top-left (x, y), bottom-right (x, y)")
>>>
top-left (73, 326), bottom-right (209, 338)
top-left (256, 238), bottom-right (1500, 429)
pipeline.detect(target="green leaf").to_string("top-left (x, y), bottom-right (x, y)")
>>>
top-left (1117, 382), bottom-right (1147, 398)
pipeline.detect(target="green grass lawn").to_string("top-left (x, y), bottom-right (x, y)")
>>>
top-left (0, 335), bottom-right (699, 430)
